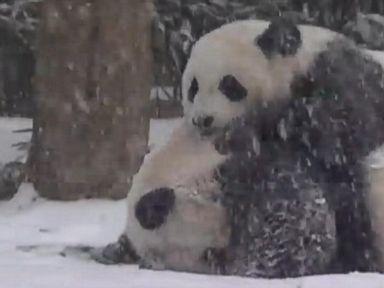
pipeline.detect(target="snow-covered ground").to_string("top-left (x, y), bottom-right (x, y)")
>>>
top-left (0, 117), bottom-right (383, 288)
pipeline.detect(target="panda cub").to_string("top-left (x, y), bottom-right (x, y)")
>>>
top-left (99, 18), bottom-right (384, 278)
top-left (182, 18), bottom-right (384, 276)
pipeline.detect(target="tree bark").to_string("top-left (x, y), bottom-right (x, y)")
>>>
top-left (30, 0), bottom-right (153, 200)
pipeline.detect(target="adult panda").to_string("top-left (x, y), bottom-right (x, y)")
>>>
top-left (97, 18), bottom-right (384, 278)
top-left (97, 123), bottom-right (231, 273)
top-left (97, 121), bottom-right (336, 277)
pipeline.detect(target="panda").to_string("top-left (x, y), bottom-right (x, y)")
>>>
top-left (97, 18), bottom-right (384, 278)
top-left (98, 122), bottom-right (336, 278)
top-left (180, 18), bottom-right (384, 276)
top-left (98, 123), bottom-right (231, 273)
top-left (181, 18), bottom-right (342, 135)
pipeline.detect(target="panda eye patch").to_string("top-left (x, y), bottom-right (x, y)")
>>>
top-left (188, 77), bottom-right (199, 103)
top-left (219, 75), bottom-right (247, 102)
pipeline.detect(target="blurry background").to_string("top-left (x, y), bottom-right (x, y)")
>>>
top-left (2, 0), bottom-right (384, 119)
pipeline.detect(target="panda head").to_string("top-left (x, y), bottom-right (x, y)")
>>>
top-left (182, 18), bottom-right (338, 136)
top-left (124, 125), bottom-right (229, 272)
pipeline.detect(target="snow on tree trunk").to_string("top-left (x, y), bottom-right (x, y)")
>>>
top-left (29, 0), bottom-right (153, 200)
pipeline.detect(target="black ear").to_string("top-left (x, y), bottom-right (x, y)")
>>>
top-left (255, 18), bottom-right (302, 58)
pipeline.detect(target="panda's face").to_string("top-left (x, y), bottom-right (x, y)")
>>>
top-left (182, 19), bottom-right (337, 136)
top-left (182, 36), bottom-right (269, 136)
top-left (124, 125), bottom-right (229, 272)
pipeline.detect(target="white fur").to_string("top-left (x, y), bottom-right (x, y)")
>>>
top-left (362, 55), bottom-right (384, 269)
top-left (366, 150), bottom-right (384, 269)
top-left (182, 20), bottom-right (342, 131)
top-left (124, 124), bottom-right (229, 272)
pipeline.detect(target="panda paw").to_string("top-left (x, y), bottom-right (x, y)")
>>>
top-left (214, 124), bottom-right (258, 156)
top-left (213, 110), bottom-right (262, 156)
top-left (138, 255), bottom-right (166, 271)
top-left (91, 234), bottom-right (139, 265)
top-left (202, 247), bottom-right (229, 274)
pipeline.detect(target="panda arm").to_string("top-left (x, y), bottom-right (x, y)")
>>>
top-left (91, 234), bottom-right (140, 265)
top-left (219, 155), bottom-right (337, 278)
top-left (249, 168), bottom-right (336, 278)
top-left (213, 104), bottom-right (338, 277)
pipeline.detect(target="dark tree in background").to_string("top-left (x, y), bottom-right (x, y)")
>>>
top-left (0, 0), bottom-right (38, 117)
top-left (29, 0), bottom-right (153, 200)
top-left (1, 0), bottom-right (384, 120)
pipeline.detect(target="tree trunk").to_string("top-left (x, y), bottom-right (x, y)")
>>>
top-left (29, 0), bottom-right (153, 200)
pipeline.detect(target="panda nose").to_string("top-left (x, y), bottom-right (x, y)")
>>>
top-left (192, 116), bottom-right (214, 129)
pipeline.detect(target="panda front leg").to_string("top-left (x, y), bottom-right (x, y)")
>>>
top-left (201, 247), bottom-right (230, 275)
top-left (138, 250), bottom-right (167, 271)
top-left (215, 152), bottom-right (338, 278)
top-left (91, 234), bottom-right (140, 265)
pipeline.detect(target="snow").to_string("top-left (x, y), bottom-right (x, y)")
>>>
top-left (150, 86), bottom-right (175, 101)
top-left (364, 48), bottom-right (384, 67)
top-left (0, 117), bottom-right (383, 287)
top-left (148, 118), bottom-right (181, 151)
top-left (0, 117), bottom-right (32, 165)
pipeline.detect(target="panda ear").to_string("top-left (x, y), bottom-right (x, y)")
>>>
top-left (255, 17), bottom-right (302, 58)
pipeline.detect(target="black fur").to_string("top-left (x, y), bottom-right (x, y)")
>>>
top-left (92, 234), bottom-right (140, 265)
top-left (202, 247), bottom-right (229, 274)
top-left (256, 17), bottom-right (302, 58)
top-left (192, 115), bottom-right (214, 129)
top-left (219, 75), bottom-right (248, 102)
top-left (188, 77), bottom-right (199, 103)
top-left (135, 187), bottom-right (176, 230)
top-left (215, 39), bottom-right (384, 277)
